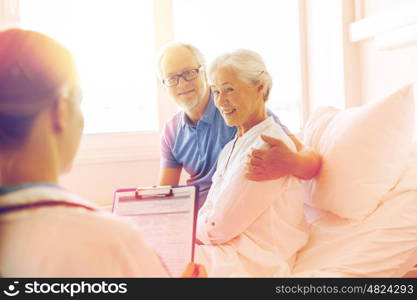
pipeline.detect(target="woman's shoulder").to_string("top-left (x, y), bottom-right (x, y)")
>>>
top-left (258, 119), bottom-right (296, 151)
top-left (262, 118), bottom-right (289, 138)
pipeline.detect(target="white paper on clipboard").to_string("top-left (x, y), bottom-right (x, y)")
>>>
top-left (112, 185), bottom-right (198, 277)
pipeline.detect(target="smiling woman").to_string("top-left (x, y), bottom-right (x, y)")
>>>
top-left (195, 49), bottom-right (309, 277)
top-left (211, 67), bottom-right (266, 136)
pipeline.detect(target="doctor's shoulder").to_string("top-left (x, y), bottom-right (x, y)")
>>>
top-left (32, 203), bottom-right (169, 277)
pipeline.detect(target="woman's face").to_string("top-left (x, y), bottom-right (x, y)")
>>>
top-left (211, 67), bottom-right (264, 130)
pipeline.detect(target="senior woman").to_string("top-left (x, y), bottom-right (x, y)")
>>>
top-left (0, 28), bottom-right (204, 277)
top-left (195, 49), bottom-right (309, 277)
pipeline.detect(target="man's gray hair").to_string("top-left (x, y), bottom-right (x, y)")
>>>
top-left (157, 41), bottom-right (206, 79)
top-left (208, 49), bottom-right (272, 102)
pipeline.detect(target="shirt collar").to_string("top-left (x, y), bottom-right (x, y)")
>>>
top-left (199, 91), bottom-right (217, 125)
top-left (181, 112), bottom-right (195, 127)
top-left (0, 183), bottom-right (96, 209)
top-left (235, 116), bottom-right (274, 140)
top-left (0, 182), bottom-right (56, 196)
top-left (181, 90), bottom-right (216, 127)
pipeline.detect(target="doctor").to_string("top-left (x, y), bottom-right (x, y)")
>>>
top-left (0, 28), bottom-right (204, 277)
top-left (157, 42), bottom-right (321, 207)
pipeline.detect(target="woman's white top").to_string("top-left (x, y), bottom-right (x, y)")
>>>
top-left (196, 117), bottom-right (309, 277)
top-left (0, 184), bottom-right (169, 277)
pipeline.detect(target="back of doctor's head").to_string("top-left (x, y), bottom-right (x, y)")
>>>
top-left (0, 28), bottom-right (77, 149)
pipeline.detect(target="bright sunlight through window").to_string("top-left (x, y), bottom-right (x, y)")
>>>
top-left (173, 0), bottom-right (302, 132)
top-left (19, 0), bottom-right (158, 134)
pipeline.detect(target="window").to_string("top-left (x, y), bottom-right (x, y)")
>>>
top-left (17, 0), bottom-right (303, 133)
top-left (172, 0), bottom-right (303, 132)
top-left (19, 0), bottom-right (158, 134)
top-left (11, 0), bottom-right (306, 164)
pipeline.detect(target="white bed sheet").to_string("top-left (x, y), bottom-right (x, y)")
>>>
top-left (291, 144), bottom-right (417, 277)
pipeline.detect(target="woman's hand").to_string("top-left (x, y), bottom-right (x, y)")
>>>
top-left (181, 262), bottom-right (207, 278)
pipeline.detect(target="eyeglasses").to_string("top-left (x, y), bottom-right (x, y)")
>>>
top-left (162, 66), bottom-right (202, 87)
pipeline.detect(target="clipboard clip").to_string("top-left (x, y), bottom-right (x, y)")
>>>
top-left (135, 185), bottom-right (173, 199)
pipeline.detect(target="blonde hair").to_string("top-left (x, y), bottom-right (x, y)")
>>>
top-left (0, 28), bottom-right (77, 149)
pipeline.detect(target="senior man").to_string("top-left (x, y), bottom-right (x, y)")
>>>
top-left (157, 42), bottom-right (321, 207)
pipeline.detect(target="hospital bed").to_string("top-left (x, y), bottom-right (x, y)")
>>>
top-left (290, 83), bottom-right (417, 277)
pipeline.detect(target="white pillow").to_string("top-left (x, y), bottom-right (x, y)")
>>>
top-left (303, 83), bottom-right (415, 220)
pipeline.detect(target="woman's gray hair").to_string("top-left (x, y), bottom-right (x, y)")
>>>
top-left (157, 41), bottom-right (206, 79)
top-left (208, 49), bottom-right (272, 101)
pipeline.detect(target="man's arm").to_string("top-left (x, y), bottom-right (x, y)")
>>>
top-left (158, 167), bottom-right (182, 186)
top-left (288, 135), bottom-right (322, 179)
top-left (246, 135), bottom-right (322, 181)
top-left (159, 121), bottom-right (182, 186)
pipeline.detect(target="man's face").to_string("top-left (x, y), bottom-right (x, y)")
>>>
top-left (160, 46), bottom-right (208, 112)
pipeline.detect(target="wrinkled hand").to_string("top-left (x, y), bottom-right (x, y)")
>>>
top-left (181, 262), bottom-right (207, 278)
top-left (245, 135), bottom-right (299, 181)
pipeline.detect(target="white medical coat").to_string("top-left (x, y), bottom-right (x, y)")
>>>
top-left (0, 185), bottom-right (169, 277)
top-left (196, 117), bottom-right (309, 277)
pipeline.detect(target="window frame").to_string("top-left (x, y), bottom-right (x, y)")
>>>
top-left (4, 0), bottom-right (178, 165)
top-left (74, 0), bottom-right (180, 165)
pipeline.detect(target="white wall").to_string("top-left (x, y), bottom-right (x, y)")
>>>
top-left (0, 0), bottom-right (19, 28)
top-left (60, 158), bottom-right (160, 208)
top-left (359, 0), bottom-right (417, 103)
top-left (304, 0), bottom-right (346, 113)
top-left (357, 0), bottom-right (417, 140)
top-left (59, 135), bottom-right (187, 208)
top-left (301, 0), bottom-right (362, 119)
